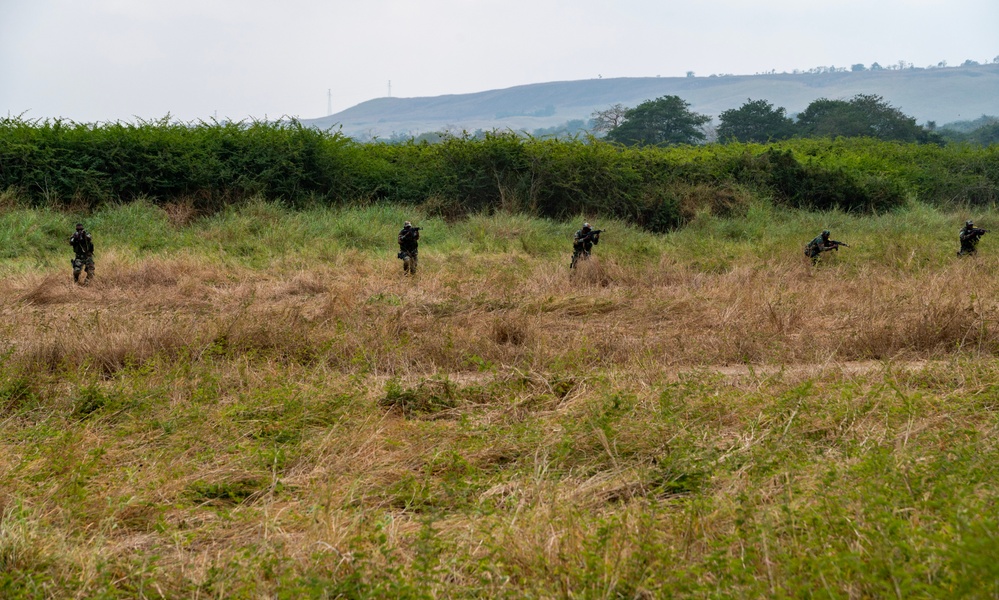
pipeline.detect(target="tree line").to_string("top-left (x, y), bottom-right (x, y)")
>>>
top-left (591, 94), bottom-right (946, 146)
top-left (2, 116), bottom-right (997, 234)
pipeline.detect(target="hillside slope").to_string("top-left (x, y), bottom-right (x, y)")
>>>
top-left (303, 64), bottom-right (999, 138)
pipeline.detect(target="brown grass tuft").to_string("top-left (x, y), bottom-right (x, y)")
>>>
top-left (101, 260), bottom-right (180, 288)
top-left (571, 256), bottom-right (612, 287)
top-left (491, 313), bottom-right (531, 346)
top-left (18, 274), bottom-right (74, 305)
top-left (282, 271), bottom-right (330, 296)
top-left (161, 198), bottom-right (200, 227)
top-left (678, 182), bottom-right (752, 220)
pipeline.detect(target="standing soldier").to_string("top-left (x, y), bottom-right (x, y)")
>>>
top-left (571, 222), bottom-right (603, 268)
top-left (804, 229), bottom-right (848, 264)
top-left (69, 222), bottom-right (95, 284)
top-left (398, 220), bottom-right (420, 275)
top-left (958, 220), bottom-right (988, 256)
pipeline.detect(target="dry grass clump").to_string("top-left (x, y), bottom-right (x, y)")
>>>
top-left (17, 274), bottom-right (73, 306)
top-left (678, 182), bottom-right (752, 220)
top-left (281, 270), bottom-right (330, 296)
top-left (161, 198), bottom-right (199, 227)
top-left (570, 255), bottom-right (612, 287)
top-left (490, 313), bottom-right (531, 346)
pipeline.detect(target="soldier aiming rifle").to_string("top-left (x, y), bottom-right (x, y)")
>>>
top-left (804, 229), bottom-right (849, 265)
top-left (571, 222), bottom-right (603, 269)
top-left (958, 220), bottom-right (988, 256)
top-left (398, 221), bottom-right (421, 275)
top-left (69, 222), bottom-right (95, 284)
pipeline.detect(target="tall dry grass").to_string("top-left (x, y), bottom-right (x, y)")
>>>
top-left (4, 207), bottom-right (999, 597)
top-left (4, 248), bottom-right (996, 381)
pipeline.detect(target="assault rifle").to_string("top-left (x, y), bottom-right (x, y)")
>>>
top-left (827, 240), bottom-right (849, 250)
top-left (399, 226), bottom-right (421, 241)
top-left (577, 229), bottom-right (604, 243)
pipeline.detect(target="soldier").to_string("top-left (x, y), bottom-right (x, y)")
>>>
top-left (804, 229), bottom-right (848, 265)
top-left (398, 220), bottom-right (420, 275)
top-left (69, 222), bottom-right (95, 284)
top-left (571, 222), bottom-right (603, 268)
top-left (958, 220), bottom-right (988, 256)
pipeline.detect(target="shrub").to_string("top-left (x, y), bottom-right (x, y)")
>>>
top-left (4, 118), bottom-right (996, 229)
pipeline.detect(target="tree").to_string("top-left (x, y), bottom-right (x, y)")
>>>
top-left (589, 104), bottom-right (629, 134)
top-left (796, 94), bottom-right (938, 143)
top-left (716, 99), bottom-right (795, 143)
top-left (851, 63), bottom-right (866, 72)
top-left (971, 122), bottom-right (999, 146)
top-left (795, 98), bottom-right (858, 137)
top-left (604, 95), bottom-right (711, 146)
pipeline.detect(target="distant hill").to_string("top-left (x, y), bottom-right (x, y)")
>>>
top-left (302, 64), bottom-right (999, 139)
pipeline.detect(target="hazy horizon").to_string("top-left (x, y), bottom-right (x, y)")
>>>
top-left (2, 0), bottom-right (996, 124)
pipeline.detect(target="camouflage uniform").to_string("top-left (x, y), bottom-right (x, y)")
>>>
top-left (958, 220), bottom-right (988, 256)
top-left (69, 224), bottom-right (95, 284)
top-left (804, 230), bottom-right (846, 264)
top-left (398, 221), bottom-right (420, 274)
top-left (571, 223), bottom-right (600, 268)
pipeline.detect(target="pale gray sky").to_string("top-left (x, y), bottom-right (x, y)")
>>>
top-left (1, 0), bottom-right (996, 123)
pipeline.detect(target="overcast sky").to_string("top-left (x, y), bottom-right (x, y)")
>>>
top-left (2, 0), bottom-right (996, 124)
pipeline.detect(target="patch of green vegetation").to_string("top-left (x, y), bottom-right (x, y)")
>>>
top-left (188, 478), bottom-right (265, 505)
top-left (379, 378), bottom-right (458, 417)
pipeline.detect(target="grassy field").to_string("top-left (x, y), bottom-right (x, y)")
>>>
top-left (3, 199), bottom-right (999, 598)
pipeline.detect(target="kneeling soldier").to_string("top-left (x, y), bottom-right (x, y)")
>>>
top-left (804, 229), bottom-right (848, 265)
top-left (958, 220), bottom-right (988, 256)
top-left (571, 222), bottom-right (602, 268)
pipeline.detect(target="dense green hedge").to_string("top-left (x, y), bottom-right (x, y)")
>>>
top-left (2, 118), bottom-right (998, 231)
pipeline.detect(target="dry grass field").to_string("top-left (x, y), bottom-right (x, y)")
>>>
top-left (3, 200), bottom-right (999, 597)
